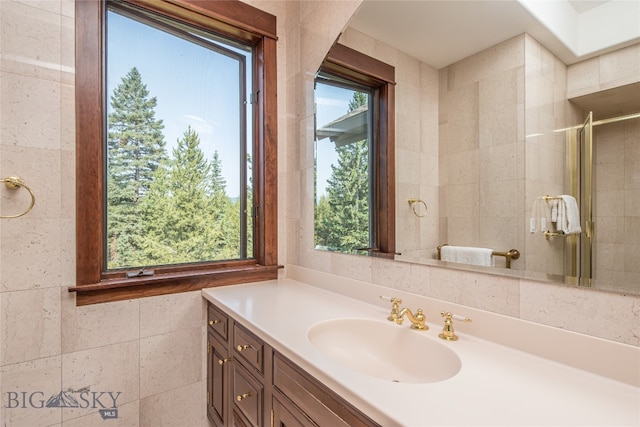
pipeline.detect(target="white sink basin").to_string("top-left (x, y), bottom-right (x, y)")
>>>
top-left (307, 318), bottom-right (461, 383)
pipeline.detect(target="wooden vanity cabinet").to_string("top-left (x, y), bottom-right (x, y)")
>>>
top-left (206, 302), bottom-right (380, 427)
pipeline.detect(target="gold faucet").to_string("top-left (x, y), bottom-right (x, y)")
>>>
top-left (380, 296), bottom-right (428, 330)
top-left (438, 312), bottom-right (472, 341)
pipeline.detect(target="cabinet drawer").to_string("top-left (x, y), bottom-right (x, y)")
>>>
top-left (273, 391), bottom-right (317, 427)
top-left (273, 353), bottom-right (381, 427)
top-left (233, 362), bottom-right (264, 427)
top-left (208, 303), bottom-right (229, 342)
top-left (233, 324), bottom-right (265, 375)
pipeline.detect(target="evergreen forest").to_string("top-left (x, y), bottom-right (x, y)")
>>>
top-left (106, 67), bottom-right (251, 269)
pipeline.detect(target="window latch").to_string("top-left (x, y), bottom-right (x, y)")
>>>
top-left (247, 91), bottom-right (259, 105)
top-left (126, 268), bottom-right (154, 278)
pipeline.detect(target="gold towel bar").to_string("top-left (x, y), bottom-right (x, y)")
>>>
top-left (436, 244), bottom-right (520, 269)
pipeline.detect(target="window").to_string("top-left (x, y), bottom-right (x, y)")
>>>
top-left (314, 44), bottom-right (396, 256)
top-left (72, 0), bottom-right (278, 305)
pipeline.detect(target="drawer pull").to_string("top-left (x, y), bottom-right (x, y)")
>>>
top-left (236, 344), bottom-right (252, 352)
top-left (209, 319), bottom-right (221, 326)
top-left (217, 357), bottom-right (232, 365)
top-left (236, 392), bottom-right (252, 402)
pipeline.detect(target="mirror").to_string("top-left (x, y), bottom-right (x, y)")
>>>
top-left (330, 0), bottom-right (640, 295)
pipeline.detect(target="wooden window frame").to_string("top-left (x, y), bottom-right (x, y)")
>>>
top-left (319, 43), bottom-right (396, 256)
top-left (71, 0), bottom-right (279, 305)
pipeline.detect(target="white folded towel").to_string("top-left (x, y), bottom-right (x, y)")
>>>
top-left (440, 245), bottom-right (495, 267)
top-left (556, 195), bottom-right (581, 235)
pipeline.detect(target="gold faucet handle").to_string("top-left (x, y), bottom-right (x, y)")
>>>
top-left (441, 312), bottom-right (472, 323)
top-left (438, 312), bottom-right (472, 341)
top-left (380, 296), bottom-right (403, 322)
top-left (379, 295), bottom-right (402, 306)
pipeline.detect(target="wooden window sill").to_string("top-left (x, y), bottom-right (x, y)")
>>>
top-left (69, 264), bottom-right (281, 305)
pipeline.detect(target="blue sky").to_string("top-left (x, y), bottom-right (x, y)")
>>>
top-left (107, 9), bottom-right (250, 197)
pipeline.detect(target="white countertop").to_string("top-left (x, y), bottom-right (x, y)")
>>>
top-left (202, 278), bottom-right (640, 426)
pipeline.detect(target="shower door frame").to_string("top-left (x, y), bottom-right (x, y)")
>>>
top-left (567, 111), bottom-right (593, 284)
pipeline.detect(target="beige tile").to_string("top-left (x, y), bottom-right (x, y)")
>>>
top-left (446, 183), bottom-right (479, 218)
top-left (0, 72), bottom-right (62, 150)
top-left (404, 262), bottom-right (432, 296)
top-left (371, 258), bottom-right (411, 290)
top-left (624, 216), bottom-right (640, 249)
top-left (139, 291), bottom-right (202, 338)
top-left (61, 294), bottom-right (139, 353)
top-left (60, 0), bottom-right (74, 18)
top-left (439, 84), bottom-right (479, 154)
top-left (58, 220), bottom-right (75, 286)
top-left (596, 163), bottom-right (624, 191)
top-left (520, 279), bottom-right (640, 346)
top-left (447, 149), bottom-right (478, 185)
top-left (60, 149), bottom-right (76, 221)
top-left (1, 355), bottom-right (62, 427)
top-left (0, 1), bottom-right (62, 81)
top-left (429, 267), bottom-right (520, 317)
top-left (139, 327), bottom-right (201, 398)
top-left (60, 84), bottom-right (76, 152)
top-left (479, 144), bottom-right (519, 183)
top-left (60, 14), bottom-right (75, 85)
top-left (625, 161), bottom-right (640, 190)
top-left (595, 190), bottom-right (625, 217)
top-left (13, 0), bottom-right (62, 14)
top-left (330, 251), bottom-right (373, 283)
top-left (599, 44), bottom-right (640, 89)
top-left (139, 381), bottom-right (205, 427)
top-left (567, 57), bottom-right (600, 98)
top-left (1, 288), bottom-right (61, 365)
top-left (0, 218), bottom-right (65, 291)
top-left (396, 148), bottom-right (421, 185)
top-left (61, 340), bottom-right (139, 421)
top-left (446, 216), bottom-right (479, 246)
top-left (595, 216), bottom-right (624, 244)
top-left (61, 401), bottom-right (138, 427)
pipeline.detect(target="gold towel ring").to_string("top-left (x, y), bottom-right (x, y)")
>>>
top-left (407, 198), bottom-right (428, 217)
top-left (1, 176), bottom-right (35, 218)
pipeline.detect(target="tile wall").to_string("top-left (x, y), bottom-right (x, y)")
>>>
top-left (438, 35), bottom-right (525, 263)
top-left (593, 118), bottom-right (640, 292)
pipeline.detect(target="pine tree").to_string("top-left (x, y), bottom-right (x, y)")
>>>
top-left (143, 127), bottom-right (222, 264)
top-left (209, 151), bottom-right (240, 259)
top-left (106, 67), bottom-right (167, 268)
top-left (324, 139), bottom-right (370, 251)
